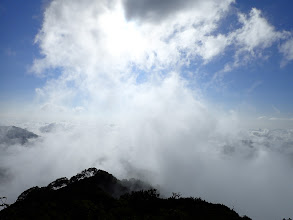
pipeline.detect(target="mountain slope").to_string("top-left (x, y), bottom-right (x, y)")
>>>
top-left (0, 126), bottom-right (38, 145)
top-left (0, 168), bottom-right (251, 220)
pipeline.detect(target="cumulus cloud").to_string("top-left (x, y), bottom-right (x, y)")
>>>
top-left (220, 8), bottom-right (289, 72)
top-left (2, 1), bottom-right (293, 220)
top-left (31, 0), bottom-right (237, 78)
top-left (30, 0), bottom-right (291, 83)
top-left (234, 8), bottom-right (284, 52)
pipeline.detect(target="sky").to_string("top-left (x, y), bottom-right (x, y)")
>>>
top-left (1, 1), bottom-right (293, 220)
top-left (0, 0), bottom-right (293, 126)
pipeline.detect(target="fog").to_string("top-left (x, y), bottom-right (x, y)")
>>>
top-left (1, 115), bottom-right (293, 220)
top-left (1, 0), bottom-right (293, 220)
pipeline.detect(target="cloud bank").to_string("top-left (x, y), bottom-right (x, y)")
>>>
top-left (1, 1), bottom-right (293, 220)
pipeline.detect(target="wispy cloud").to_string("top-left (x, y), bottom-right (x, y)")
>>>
top-left (246, 80), bottom-right (263, 94)
top-left (269, 117), bottom-right (293, 121)
top-left (272, 105), bottom-right (281, 114)
top-left (216, 8), bottom-right (289, 73)
top-left (279, 38), bottom-right (293, 67)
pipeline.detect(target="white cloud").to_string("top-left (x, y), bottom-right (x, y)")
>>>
top-left (246, 80), bottom-right (263, 94)
top-left (257, 116), bottom-right (266, 120)
top-left (198, 34), bottom-right (230, 62)
top-left (269, 117), bottom-right (293, 121)
top-left (272, 105), bottom-right (281, 114)
top-left (31, 0), bottom-right (292, 84)
top-left (29, 0), bottom-right (241, 116)
top-left (220, 8), bottom-right (290, 72)
top-left (1, 119), bottom-right (293, 220)
top-left (280, 38), bottom-right (293, 67)
top-left (234, 8), bottom-right (284, 52)
top-left (31, 0), bottom-right (236, 78)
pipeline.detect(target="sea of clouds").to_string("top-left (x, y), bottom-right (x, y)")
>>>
top-left (0, 119), bottom-right (293, 220)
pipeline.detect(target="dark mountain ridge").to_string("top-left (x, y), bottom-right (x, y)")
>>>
top-left (0, 168), bottom-right (251, 219)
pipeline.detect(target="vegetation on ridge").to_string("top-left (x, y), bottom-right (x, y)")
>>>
top-left (0, 168), bottom-right (251, 220)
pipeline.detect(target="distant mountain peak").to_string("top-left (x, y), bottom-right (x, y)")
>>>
top-left (69, 167), bottom-right (99, 183)
top-left (0, 126), bottom-right (38, 145)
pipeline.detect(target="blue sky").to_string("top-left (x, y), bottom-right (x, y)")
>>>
top-left (0, 0), bottom-right (45, 103)
top-left (1, 0), bottom-right (293, 123)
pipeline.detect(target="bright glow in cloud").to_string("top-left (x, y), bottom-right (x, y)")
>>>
top-left (31, 0), bottom-right (236, 78)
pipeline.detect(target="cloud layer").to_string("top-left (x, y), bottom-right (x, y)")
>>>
top-left (1, 121), bottom-right (293, 220)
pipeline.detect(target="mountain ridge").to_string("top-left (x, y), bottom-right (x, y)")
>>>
top-left (0, 126), bottom-right (38, 145)
top-left (0, 167), bottom-right (251, 219)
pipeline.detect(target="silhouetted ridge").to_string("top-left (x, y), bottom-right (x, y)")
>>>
top-left (16, 186), bottom-right (40, 202)
top-left (0, 168), bottom-right (251, 220)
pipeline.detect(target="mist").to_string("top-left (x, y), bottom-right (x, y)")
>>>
top-left (1, 0), bottom-right (293, 220)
